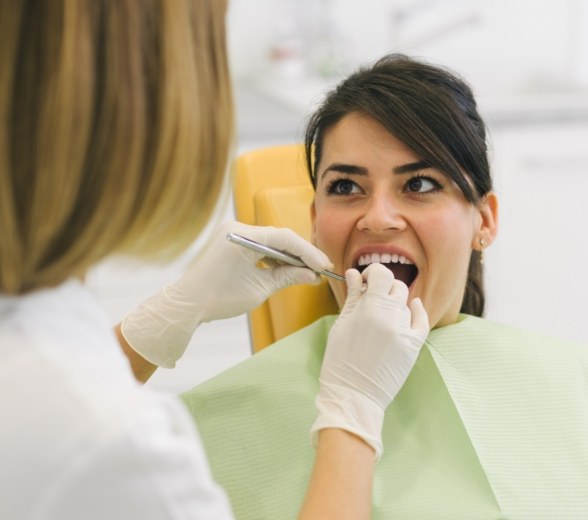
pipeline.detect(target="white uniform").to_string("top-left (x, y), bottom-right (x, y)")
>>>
top-left (0, 280), bottom-right (234, 519)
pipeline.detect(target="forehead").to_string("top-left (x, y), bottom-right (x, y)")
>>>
top-left (316, 113), bottom-right (422, 187)
top-left (317, 113), bottom-right (420, 180)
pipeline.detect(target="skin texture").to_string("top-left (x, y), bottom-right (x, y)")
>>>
top-left (298, 429), bottom-right (375, 520)
top-left (311, 112), bottom-right (498, 329)
top-left (115, 324), bottom-right (157, 383)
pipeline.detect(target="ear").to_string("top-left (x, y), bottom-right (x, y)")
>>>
top-left (473, 192), bottom-right (499, 249)
top-left (310, 200), bottom-right (317, 245)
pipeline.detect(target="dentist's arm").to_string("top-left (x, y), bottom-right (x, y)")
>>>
top-left (299, 264), bottom-right (429, 519)
top-left (300, 428), bottom-right (375, 520)
top-left (116, 325), bottom-right (158, 382)
top-left (117, 221), bottom-right (332, 382)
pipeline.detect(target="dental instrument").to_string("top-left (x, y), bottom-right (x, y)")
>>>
top-left (226, 233), bottom-right (345, 282)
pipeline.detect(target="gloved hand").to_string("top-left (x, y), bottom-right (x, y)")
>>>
top-left (121, 221), bottom-right (332, 368)
top-left (310, 263), bottom-right (429, 459)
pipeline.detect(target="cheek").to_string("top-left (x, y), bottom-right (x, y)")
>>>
top-left (420, 209), bottom-right (477, 286)
top-left (313, 208), bottom-right (346, 257)
top-left (429, 223), bottom-right (468, 255)
top-left (422, 207), bottom-right (476, 249)
top-left (313, 207), bottom-right (350, 309)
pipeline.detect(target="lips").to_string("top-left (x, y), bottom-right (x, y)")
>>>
top-left (353, 251), bottom-right (418, 288)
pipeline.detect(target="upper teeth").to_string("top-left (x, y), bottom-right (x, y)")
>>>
top-left (357, 253), bottom-right (413, 266)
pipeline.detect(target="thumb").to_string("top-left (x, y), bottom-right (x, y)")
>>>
top-left (340, 269), bottom-right (363, 314)
top-left (409, 298), bottom-right (430, 336)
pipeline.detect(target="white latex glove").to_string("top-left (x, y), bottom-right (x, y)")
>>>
top-left (310, 263), bottom-right (429, 459)
top-left (121, 221), bottom-right (332, 368)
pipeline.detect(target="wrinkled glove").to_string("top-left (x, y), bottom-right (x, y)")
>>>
top-left (121, 221), bottom-right (332, 368)
top-left (311, 263), bottom-right (429, 459)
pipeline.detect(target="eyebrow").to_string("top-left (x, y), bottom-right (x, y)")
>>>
top-left (319, 163), bottom-right (368, 181)
top-left (319, 160), bottom-right (431, 181)
top-left (393, 160), bottom-right (431, 174)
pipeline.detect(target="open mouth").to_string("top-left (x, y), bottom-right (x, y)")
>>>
top-left (355, 253), bottom-right (418, 288)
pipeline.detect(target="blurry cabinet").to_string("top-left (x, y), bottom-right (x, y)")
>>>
top-left (484, 121), bottom-right (588, 344)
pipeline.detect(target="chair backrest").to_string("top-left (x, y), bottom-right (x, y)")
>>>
top-left (232, 144), bottom-right (339, 353)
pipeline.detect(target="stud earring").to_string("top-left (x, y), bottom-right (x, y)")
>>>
top-left (479, 238), bottom-right (486, 265)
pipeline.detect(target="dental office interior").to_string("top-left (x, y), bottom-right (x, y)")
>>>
top-left (87, 0), bottom-right (588, 394)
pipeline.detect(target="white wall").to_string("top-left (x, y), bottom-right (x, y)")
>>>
top-left (88, 0), bottom-right (588, 395)
top-left (484, 122), bottom-right (588, 344)
top-left (227, 0), bottom-right (588, 95)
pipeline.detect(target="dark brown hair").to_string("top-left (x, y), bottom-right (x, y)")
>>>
top-left (305, 54), bottom-right (492, 316)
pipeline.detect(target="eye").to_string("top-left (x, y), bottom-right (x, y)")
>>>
top-left (326, 177), bottom-right (361, 196)
top-left (405, 175), bottom-right (442, 194)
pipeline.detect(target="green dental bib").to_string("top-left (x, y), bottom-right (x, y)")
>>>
top-left (182, 315), bottom-right (588, 519)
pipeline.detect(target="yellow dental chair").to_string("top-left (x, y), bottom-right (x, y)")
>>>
top-left (232, 144), bottom-right (339, 353)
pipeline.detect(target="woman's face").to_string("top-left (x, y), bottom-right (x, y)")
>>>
top-left (311, 113), bottom-right (497, 329)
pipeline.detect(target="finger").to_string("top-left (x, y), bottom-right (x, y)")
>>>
top-left (345, 268), bottom-right (363, 298)
top-left (389, 279), bottom-right (409, 303)
top-left (259, 227), bottom-right (333, 272)
top-left (340, 269), bottom-right (363, 312)
top-left (362, 263), bottom-right (395, 295)
top-left (409, 298), bottom-right (430, 334)
top-left (222, 222), bottom-right (267, 262)
top-left (269, 265), bottom-right (321, 289)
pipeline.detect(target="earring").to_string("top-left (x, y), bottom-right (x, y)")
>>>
top-left (479, 238), bottom-right (486, 265)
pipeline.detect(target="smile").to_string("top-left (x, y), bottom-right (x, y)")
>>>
top-left (354, 252), bottom-right (418, 288)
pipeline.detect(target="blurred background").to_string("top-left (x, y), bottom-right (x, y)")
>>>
top-left (87, 0), bottom-right (588, 393)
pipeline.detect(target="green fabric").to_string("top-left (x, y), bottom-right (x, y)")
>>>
top-left (182, 315), bottom-right (588, 519)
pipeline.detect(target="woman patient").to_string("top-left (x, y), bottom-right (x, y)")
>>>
top-left (182, 55), bottom-right (588, 519)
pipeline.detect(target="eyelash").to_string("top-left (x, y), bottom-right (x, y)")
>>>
top-left (325, 176), bottom-right (358, 195)
top-left (404, 173), bottom-right (444, 195)
top-left (325, 173), bottom-right (444, 196)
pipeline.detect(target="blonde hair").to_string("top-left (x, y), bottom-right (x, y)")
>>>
top-left (0, 0), bottom-right (233, 294)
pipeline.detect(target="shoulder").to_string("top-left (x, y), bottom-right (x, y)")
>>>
top-left (432, 314), bottom-right (585, 347)
top-left (181, 315), bottom-right (339, 441)
top-left (183, 315), bottom-right (337, 399)
top-left (428, 314), bottom-right (588, 368)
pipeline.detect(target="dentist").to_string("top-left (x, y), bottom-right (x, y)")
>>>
top-left (0, 2), bottom-right (428, 520)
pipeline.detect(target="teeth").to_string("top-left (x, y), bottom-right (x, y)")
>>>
top-left (357, 252), bottom-right (413, 266)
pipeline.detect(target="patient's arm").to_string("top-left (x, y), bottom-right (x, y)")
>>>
top-left (299, 429), bottom-right (375, 519)
top-left (114, 323), bottom-right (158, 383)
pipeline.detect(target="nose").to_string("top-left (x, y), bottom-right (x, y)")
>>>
top-left (356, 193), bottom-right (406, 234)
